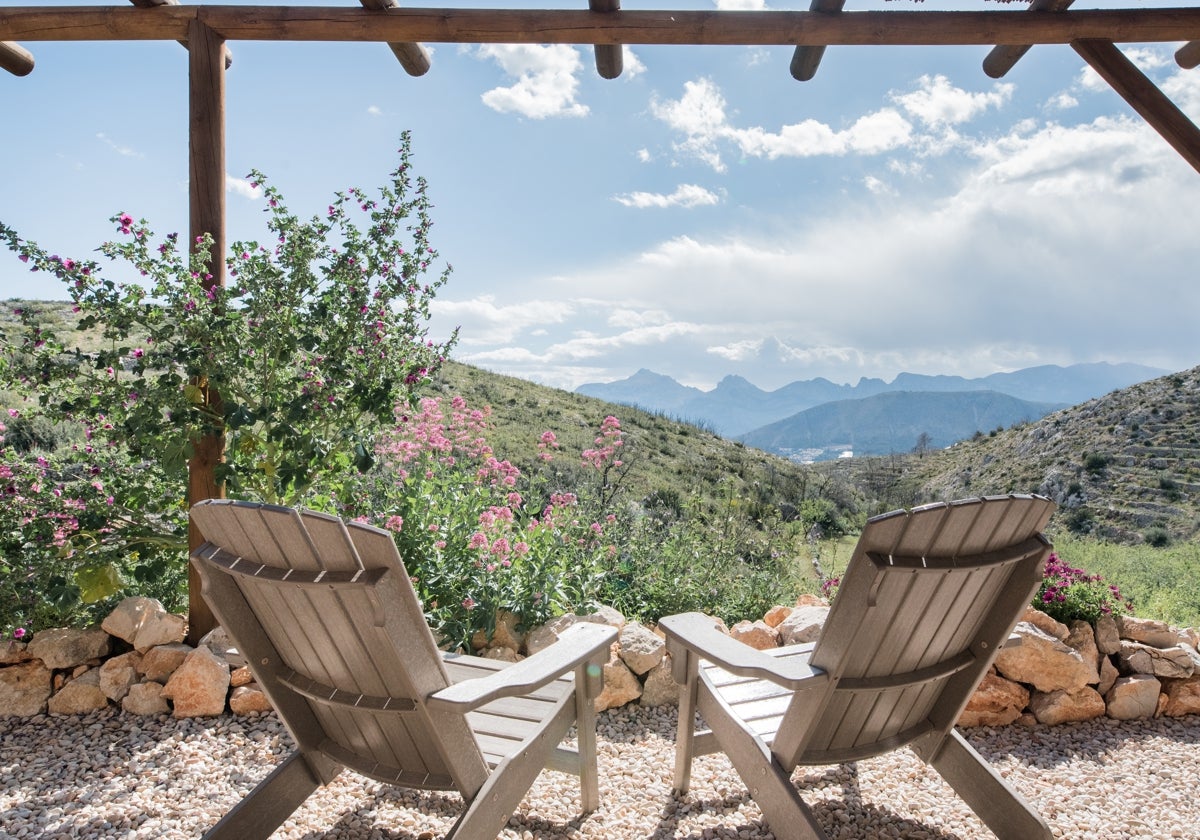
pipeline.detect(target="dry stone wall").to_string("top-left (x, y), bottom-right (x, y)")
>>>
top-left (4, 596), bottom-right (1200, 726)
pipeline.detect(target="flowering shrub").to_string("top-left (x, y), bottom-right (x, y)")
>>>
top-left (340, 396), bottom-right (618, 649)
top-left (1, 133), bottom-right (456, 631)
top-left (1, 415), bottom-right (188, 636)
top-left (1033, 552), bottom-right (1133, 624)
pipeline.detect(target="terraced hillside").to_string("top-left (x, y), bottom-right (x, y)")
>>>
top-left (911, 366), bottom-right (1200, 543)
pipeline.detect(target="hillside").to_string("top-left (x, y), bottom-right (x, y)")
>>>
top-left (738, 390), bottom-right (1065, 460)
top-left (907, 366), bottom-right (1200, 543)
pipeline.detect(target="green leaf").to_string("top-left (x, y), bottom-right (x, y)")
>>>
top-left (76, 563), bottom-right (125, 603)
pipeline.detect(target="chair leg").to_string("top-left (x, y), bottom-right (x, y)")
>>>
top-left (201, 750), bottom-right (325, 840)
top-left (695, 687), bottom-right (827, 840)
top-left (673, 655), bottom-right (700, 794)
top-left (921, 729), bottom-right (1053, 840)
top-left (575, 663), bottom-right (601, 813)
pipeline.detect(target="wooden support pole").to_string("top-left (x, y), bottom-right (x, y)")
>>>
top-left (590, 0), bottom-right (622, 80)
top-left (359, 0), bottom-right (431, 77)
top-left (1177, 39), bottom-right (1200, 69)
top-left (1073, 38), bottom-right (1200, 175)
top-left (790, 0), bottom-right (845, 82)
top-left (0, 39), bottom-right (32, 75)
top-left (983, 0), bottom-right (1075, 79)
top-left (4, 7), bottom-right (1200, 48)
top-left (131, 0), bottom-right (233, 68)
top-left (186, 17), bottom-right (226, 644)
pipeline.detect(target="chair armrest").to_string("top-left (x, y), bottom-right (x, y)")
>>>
top-left (427, 622), bottom-right (617, 713)
top-left (659, 612), bottom-right (828, 691)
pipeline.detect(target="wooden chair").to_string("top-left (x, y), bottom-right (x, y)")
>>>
top-left (189, 499), bottom-right (617, 840)
top-left (660, 494), bottom-right (1057, 840)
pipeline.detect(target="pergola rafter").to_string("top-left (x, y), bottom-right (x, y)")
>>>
top-left (3, 2), bottom-right (1200, 639)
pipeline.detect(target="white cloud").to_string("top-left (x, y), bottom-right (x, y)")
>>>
top-left (96, 133), bottom-right (141, 158)
top-left (893, 74), bottom-right (1013, 128)
top-left (475, 44), bottom-right (589, 119)
top-left (613, 183), bottom-right (722, 209)
top-left (431, 295), bottom-right (575, 344)
top-left (366, 105), bottom-right (382, 116)
top-left (1047, 91), bottom-right (1079, 111)
top-left (622, 48), bottom-right (647, 78)
top-left (715, 0), bottom-right (767, 9)
top-left (225, 175), bottom-right (263, 200)
top-left (636, 148), bottom-right (652, 163)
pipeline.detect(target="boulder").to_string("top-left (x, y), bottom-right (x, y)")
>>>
top-left (583, 605), bottom-right (627, 630)
top-left (198, 626), bottom-right (244, 668)
top-left (230, 666), bottom-right (254, 688)
top-left (763, 606), bottom-right (792, 628)
top-left (1161, 676), bottom-right (1200, 717)
top-left (639, 655), bottom-right (680, 707)
top-left (1028, 686), bottom-right (1106, 725)
top-left (1, 641), bottom-right (32, 665)
top-left (1097, 655), bottom-right (1120, 696)
top-left (959, 671), bottom-right (1030, 728)
top-left (229, 683), bottom-right (273, 715)
top-left (99, 651), bottom-right (143, 702)
top-left (489, 611), bottom-right (525, 654)
top-left (26, 627), bottom-right (111, 670)
top-left (1116, 641), bottom-right (1197, 679)
top-left (1023, 607), bottom-right (1069, 641)
top-left (594, 651), bottom-right (641, 712)
top-left (140, 643), bottom-right (193, 683)
top-left (0, 661), bottom-right (53, 717)
top-left (1066, 620), bottom-right (1102, 671)
top-left (48, 668), bottom-right (109, 715)
top-left (162, 646), bottom-right (230, 717)
top-left (524, 614), bottom-right (580, 656)
top-left (994, 623), bottom-right (1099, 692)
top-left (1094, 615), bottom-right (1122, 655)
top-left (776, 606), bottom-right (829, 646)
top-left (122, 681), bottom-right (170, 716)
top-left (729, 620), bottom-right (780, 652)
top-left (618, 622), bottom-right (666, 675)
top-left (1118, 615), bottom-right (1189, 649)
top-left (1105, 675), bottom-right (1162, 720)
top-left (483, 646), bottom-right (519, 663)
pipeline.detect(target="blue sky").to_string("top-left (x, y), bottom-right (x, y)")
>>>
top-left (3, 0), bottom-right (1199, 392)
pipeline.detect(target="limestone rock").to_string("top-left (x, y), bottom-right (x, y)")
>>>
top-left (729, 620), bottom-right (780, 651)
top-left (27, 627), bottom-right (111, 670)
top-left (483, 646), bottom-right (519, 663)
top-left (99, 651), bottom-right (143, 702)
top-left (1066, 620), bottom-right (1102, 671)
top-left (763, 606), bottom-right (792, 628)
top-left (618, 622), bottom-right (666, 675)
top-left (230, 666), bottom-right (254, 688)
top-left (583, 605), bottom-right (626, 630)
top-left (594, 651), bottom-right (641, 712)
top-left (1161, 676), bottom-right (1200, 717)
top-left (959, 671), bottom-right (1030, 728)
top-left (1116, 641), bottom-right (1197, 679)
top-left (1023, 607), bottom-right (1069, 641)
top-left (489, 610), bottom-right (525, 654)
top-left (994, 622), bottom-right (1099, 692)
top-left (1, 641), bottom-right (32, 665)
top-left (1028, 686), bottom-right (1106, 725)
top-left (198, 626), bottom-right (244, 668)
top-left (162, 646), bottom-right (230, 717)
top-left (0, 660), bottom-right (53, 717)
top-left (639, 655), bottom-right (680, 707)
top-left (1105, 674), bottom-right (1162, 720)
top-left (122, 681), bottom-right (170, 716)
top-left (1095, 614), bottom-right (1122, 655)
top-left (795, 594), bottom-right (829, 608)
top-left (1098, 654), bottom-right (1120, 696)
top-left (524, 614), bottom-right (580, 656)
top-left (229, 683), bottom-right (273, 715)
top-left (48, 668), bottom-right (109, 715)
top-left (140, 643), bottom-right (193, 683)
top-left (1118, 615), bottom-right (1189, 649)
top-left (776, 605), bottom-right (829, 646)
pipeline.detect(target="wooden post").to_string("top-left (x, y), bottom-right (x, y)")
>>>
top-left (186, 18), bottom-right (227, 644)
top-left (0, 40), bottom-right (33, 76)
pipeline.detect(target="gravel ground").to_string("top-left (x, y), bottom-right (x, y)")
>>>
top-left (3, 706), bottom-right (1199, 840)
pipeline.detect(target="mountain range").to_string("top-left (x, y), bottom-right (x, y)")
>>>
top-left (577, 362), bottom-right (1166, 458)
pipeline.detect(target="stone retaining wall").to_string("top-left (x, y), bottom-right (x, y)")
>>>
top-left (4, 595), bottom-right (1200, 725)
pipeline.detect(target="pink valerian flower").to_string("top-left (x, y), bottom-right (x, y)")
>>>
top-left (467, 532), bottom-right (488, 550)
top-left (461, 596), bottom-right (476, 611)
top-left (384, 515), bottom-right (404, 532)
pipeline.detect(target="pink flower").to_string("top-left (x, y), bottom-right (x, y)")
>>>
top-left (12, 628), bottom-right (25, 640)
top-left (462, 596), bottom-right (476, 611)
top-left (384, 515), bottom-right (404, 532)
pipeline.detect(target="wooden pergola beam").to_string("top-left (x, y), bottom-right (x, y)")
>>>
top-left (0, 37), bottom-right (31, 74)
top-left (790, 0), bottom-right (846, 82)
top-left (983, 0), bottom-right (1074, 79)
top-left (1073, 38), bottom-right (1200, 175)
top-left (4, 7), bottom-right (1200, 47)
top-left (360, 0), bottom-right (430, 76)
top-left (590, 0), bottom-right (622, 80)
top-left (1178, 39), bottom-right (1200, 68)
top-left (130, 0), bottom-right (233, 69)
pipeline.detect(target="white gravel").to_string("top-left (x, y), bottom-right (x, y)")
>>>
top-left (3, 706), bottom-right (1199, 839)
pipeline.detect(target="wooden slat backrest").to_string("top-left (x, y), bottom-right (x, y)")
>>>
top-left (772, 495), bottom-right (1054, 767)
top-left (190, 500), bottom-right (489, 794)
